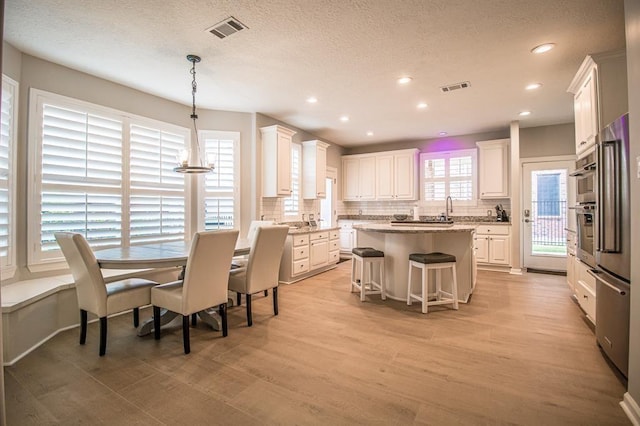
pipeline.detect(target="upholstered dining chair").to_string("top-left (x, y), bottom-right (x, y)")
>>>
top-left (151, 229), bottom-right (239, 354)
top-left (228, 225), bottom-right (289, 327)
top-left (233, 219), bottom-right (275, 303)
top-left (54, 232), bottom-right (158, 356)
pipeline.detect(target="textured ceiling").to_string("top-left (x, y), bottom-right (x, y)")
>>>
top-left (3, 0), bottom-right (626, 147)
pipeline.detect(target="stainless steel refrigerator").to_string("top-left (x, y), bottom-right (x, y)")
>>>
top-left (591, 113), bottom-right (631, 378)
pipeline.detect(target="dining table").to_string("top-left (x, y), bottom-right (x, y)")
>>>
top-left (94, 238), bottom-right (251, 336)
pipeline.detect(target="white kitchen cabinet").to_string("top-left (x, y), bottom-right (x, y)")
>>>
top-left (476, 139), bottom-right (509, 199)
top-left (475, 225), bottom-right (511, 268)
top-left (342, 155), bottom-right (376, 201)
top-left (566, 231), bottom-right (577, 293)
top-left (302, 140), bottom-right (329, 199)
top-left (260, 125), bottom-right (296, 197)
top-left (568, 50), bottom-right (627, 158)
top-left (575, 259), bottom-right (596, 324)
top-left (375, 149), bottom-right (418, 200)
top-left (279, 228), bottom-right (340, 284)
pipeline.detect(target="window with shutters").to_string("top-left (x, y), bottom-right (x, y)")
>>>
top-left (28, 89), bottom-right (188, 270)
top-left (0, 75), bottom-right (18, 279)
top-left (420, 149), bottom-right (477, 206)
top-left (201, 130), bottom-right (239, 230)
top-left (283, 144), bottom-right (300, 216)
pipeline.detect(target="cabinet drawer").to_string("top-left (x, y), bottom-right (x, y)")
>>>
top-left (309, 231), bottom-right (329, 241)
top-left (576, 260), bottom-right (596, 292)
top-left (476, 225), bottom-right (510, 235)
top-left (293, 246), bottom-right (308, 261)
top-left (329, 239), bottom-right (340, 251)
top-left (329, 250), bottom-right (340, 263)
top-left (330, 230), bottom-right (340, 240)
top-left (576, 279), bottom-right (596, 323)
top-left (292, 259), bottom-right (309, 275)
top-left (292, 235), bottom-right (310, 247)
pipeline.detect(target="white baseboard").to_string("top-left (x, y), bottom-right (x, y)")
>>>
top-left (3, 324), bottom-right (77, 366)
top-left (621, 392), bottom-right (640, 426)
top-left (510, 267), bottom-right (523, 275)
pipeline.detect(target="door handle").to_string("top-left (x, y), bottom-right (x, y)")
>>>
top-left (524, 219), bottom-right (534, 223)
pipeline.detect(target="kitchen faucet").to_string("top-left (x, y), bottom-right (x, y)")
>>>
top-left (445, 196), bottom-right (453, 221)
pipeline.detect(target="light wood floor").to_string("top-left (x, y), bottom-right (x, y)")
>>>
top-left (4, 263), bottom-right (630, 425)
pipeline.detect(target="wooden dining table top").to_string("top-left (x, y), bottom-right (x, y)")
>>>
top-left (94, 238), bottom-right (251, 269)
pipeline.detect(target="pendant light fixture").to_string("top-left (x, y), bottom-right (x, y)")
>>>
top-left (174, 54), bottom-right (214, 174)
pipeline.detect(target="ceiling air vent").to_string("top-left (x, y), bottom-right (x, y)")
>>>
top-left (440, 81), bottom-right (471, 93)
top-left (207, 16), bottom-right (248, 39)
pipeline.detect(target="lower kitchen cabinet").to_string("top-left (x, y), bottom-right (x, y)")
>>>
top-left (279, 228), bottom-right (340, 284)
top-left (575, 259), bottom-right (596, 325)
top-left (566, 230), bottom-right (577, 293)
top-left (475, 225), bottom-right (511, 269)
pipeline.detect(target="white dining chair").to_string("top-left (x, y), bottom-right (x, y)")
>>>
top-left (233, 219), bottom-right (275, 303)
top-left (54, 232), bottom-right (158, 356)
top-left (228, 225), bottom-right (289, 327)
top-left (151, 229), bottom-right (239, 354)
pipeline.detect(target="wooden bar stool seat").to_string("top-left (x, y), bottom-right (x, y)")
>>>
top-left (351, 247), bottom-right (386, 302)
top-left (407, 252), bottom-right (459, 314)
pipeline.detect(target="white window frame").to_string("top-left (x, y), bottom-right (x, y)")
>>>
top-left (284, 143), bottom-right (301, 217)
top-left (0, 75), bottom-right (19, 280)
top-left (419, 148), bottom-right (478, 207)
top-left (27, 89), bottom-right (190, 272)
top-left (197, 130), bottom-right (240, 231)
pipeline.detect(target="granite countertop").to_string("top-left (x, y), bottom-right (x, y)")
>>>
top-left (338, 215), bottom-right (511, 226)
top-left (353, 223), bottom-right (477, 233)
top-left (286, 225), bottom-right (340, 235)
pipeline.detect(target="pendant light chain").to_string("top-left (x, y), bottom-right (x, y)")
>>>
top-left (190, 56), bottom-right (203, 166)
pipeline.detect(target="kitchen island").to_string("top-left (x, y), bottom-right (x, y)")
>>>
top-left (353, 223), bottom-right (477, 302)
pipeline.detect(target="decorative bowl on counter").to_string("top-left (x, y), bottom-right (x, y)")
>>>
top-left (393, 214), bottom-right (408, 221)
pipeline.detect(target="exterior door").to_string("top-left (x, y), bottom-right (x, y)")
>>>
top-left (522, 160), bottom-right (575, 271)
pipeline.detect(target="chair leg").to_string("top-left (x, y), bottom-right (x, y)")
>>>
top-left (99, 317), bottom-right (107, 356)
top-left (219, 303), bottom-right (228, 337)
top-left (182, 315), bottom-right (190, 354)
top-left (264, 289), bottom-right (268, 297)
top-left (246, 294), bottom-right (253, 327)
top-left (236, 292), bottom-right (242, 306)
top-left (273, 287), bottom-right (279, 316)
top-left (153, 306), bottom-right (161, 340)
top-left (79, 310), bottom-right (88, 345)
top-left (133, 307), bottom-right (139, 327)
top-left (191, 313), bottom-right (197, 327)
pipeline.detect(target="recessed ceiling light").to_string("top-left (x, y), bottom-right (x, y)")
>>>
top-left (525, 83), bottom-right (542, 90)
top-left (438, 131), bottom-right (447, 136)
top-left (531, 43), bottom-right (555, 54)
top-left (519, 111), bottom-right (531, 116)
top-left (340, 115), bottom-right (350, 122)
top-left (417, 102), bottom-right (428, 109)
top-left (397, 76), bottom-right (413, 85)
top-left (306, 96), bottom-right (318, 103)
top-left (366, 131), bottom-right (374, 136)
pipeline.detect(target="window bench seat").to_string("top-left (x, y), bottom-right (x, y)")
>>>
top-left (1, 267), bottom-right (181, 365)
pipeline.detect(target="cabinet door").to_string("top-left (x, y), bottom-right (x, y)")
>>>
top-left (276, 133), bottom-right (292, 196)
top-left (477, 140), bottom-right (509, 198)
top-left (316, 145), bottom-right (327, 197)
top-left (359, 156), bottom-right (376, 200)
top-left (342, 158), bottom-right (360, 200)
top-left (488, 236), bottom-right (510, 265)
top-left (475, 235), bottom-right (489, 263)
top-left (567, 252), bottom-right (576, 292)
top-left (339, 230), bottom-right (353, 253)
top-left (375, 155), bottom-right (395, 199)
top-left (310, 240), bottom-right (329, 268)
top-left (394, 153), bottom-right (416, 200)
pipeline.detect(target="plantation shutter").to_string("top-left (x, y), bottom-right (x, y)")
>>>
top-left (0, 77), bottom-right (16, 269)
top-left (204, 135), bottom-right (235, 230)
top-left (283, 144), bottom-right (300, 215)
top-left (129, 124), bottom-right (186, 243)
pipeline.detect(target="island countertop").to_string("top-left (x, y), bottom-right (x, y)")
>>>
top-left (353, 223), bottom-right (476, 233)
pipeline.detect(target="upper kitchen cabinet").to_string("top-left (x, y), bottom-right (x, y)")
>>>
top-left (375, 149), bottom-right (419, 200)
top-left (260, 125), bottom-right (296, 197)
top-left (476, 139), bottom-right (510, 199)
top-left (342, 154), bottom-right (376, 201)
top-left (302, 140), bottom-right (329, 199)
top-left (567, 50), bottom-right (628, 158)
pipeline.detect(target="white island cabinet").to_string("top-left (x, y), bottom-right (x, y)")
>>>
top-left (279, 227), bottom-right (340, 284)
top-left (354, 223), bottom-right (476, 302)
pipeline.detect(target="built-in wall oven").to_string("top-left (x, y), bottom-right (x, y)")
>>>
top-left (571, 151), bottom-right (596, 204)
top-left (575, 203), bottom-right (596, 268)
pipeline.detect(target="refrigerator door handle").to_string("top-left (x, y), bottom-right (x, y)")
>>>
top-left (597, 139), bottom-right (621, 253)
top-left (588, 269), bottom-right (626, 295)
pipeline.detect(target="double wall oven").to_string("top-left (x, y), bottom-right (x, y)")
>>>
top-left (571, 150), bottom-right (596, 268)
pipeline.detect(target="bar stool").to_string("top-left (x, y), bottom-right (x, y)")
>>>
top-left (351, 247), bottom-right (385, 302)
top-left (407, 252), bottom-right (458, 314)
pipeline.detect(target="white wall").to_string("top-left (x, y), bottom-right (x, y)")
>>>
top-left (624, 0), bottom-right (640, 420)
